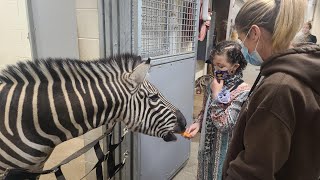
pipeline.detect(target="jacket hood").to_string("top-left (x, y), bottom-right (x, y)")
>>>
top-left (261, 43), bottom-right (320, 94)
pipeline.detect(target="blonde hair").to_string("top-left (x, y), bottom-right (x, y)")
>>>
top-left (235, 0), bottom-right (307, 52)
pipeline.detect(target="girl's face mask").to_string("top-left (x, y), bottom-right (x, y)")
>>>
top-left (212, 53), bottom-right (239, 81)
top-left (214, 69), bottom-right (229, 80)
top-left (213, 65), bottom-right (236, 80)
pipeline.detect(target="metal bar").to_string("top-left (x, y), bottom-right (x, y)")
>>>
top-left (112, 0), bottom-right (119, 54)
top-left (119, 0), bottom-right (133, 53)
top-left (98, 0), bottom-right (106, 59)
top-left (25, 0), bottom-right (38, 59)
top-left (137, 0), bottom-right (143, 55)
top-left (105, 0), bottom-right (113, 56)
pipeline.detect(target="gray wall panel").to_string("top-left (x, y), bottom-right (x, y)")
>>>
top-left (139, 58), bottom-right (195, 180)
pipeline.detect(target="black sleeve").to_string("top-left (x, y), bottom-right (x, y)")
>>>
top-left (311, 35), bottom-right (317, 44)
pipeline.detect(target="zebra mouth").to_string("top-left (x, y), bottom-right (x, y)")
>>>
top-left (163, 131), bottom-right (177, 142)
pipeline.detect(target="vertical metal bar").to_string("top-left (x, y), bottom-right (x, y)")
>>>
top-left (110, 4), bottom-right (120, 177)
top-left (98, 0), bottom-right (106, 59)
top-left (192, 0), bottom-right (202, 82)
top-left (130, 0), bottom-right (142, 177)
top-left (103, 2), bottom-right (113, 178)
top-left (104, 0), bottom-right (113, 56)
top-left (137, 0), bottom-right (143, 55)
top-left (119, 0), bottom-right (132, 53)
top-left (119, 1), bottom-right (134, 179)
top-left (25, 0), bottom-right (38, 59)
top-left (116, 1), bottom-right (122, 175)
top-left (112, 0), bottom-right (119, 54)
top-left (97, 0), bottom-right (108, 178)
top-left (131, 0), bottom-right (142, 178)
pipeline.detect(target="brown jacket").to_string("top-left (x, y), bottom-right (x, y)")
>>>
top-left (223, 44), bottom-right (320, 180)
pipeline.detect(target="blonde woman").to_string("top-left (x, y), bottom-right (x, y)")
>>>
top-left (223, 0), bottom-right (320, 179)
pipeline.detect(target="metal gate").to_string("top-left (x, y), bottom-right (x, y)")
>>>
top-left (137, 0), bottom-right (197, 57)
top-left (101, 0), bottom-right (200, 179)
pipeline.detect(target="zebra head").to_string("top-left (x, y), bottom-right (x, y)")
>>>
top-left (120, 57), bottom-right (187, 142)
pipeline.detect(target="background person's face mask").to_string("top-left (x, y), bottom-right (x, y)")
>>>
top-left (240, 27), bottom-right (263, 66)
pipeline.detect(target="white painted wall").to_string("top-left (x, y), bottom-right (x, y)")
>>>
top-left (0, 0), bottom-right (31, 69)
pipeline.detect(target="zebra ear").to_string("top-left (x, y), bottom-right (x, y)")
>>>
top-left (129, 59), bottom-right (151, 84)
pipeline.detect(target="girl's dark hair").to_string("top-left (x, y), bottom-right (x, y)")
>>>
top-left (210, 40), bottom-right (247, 74)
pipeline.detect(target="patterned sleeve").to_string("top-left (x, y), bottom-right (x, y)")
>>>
top-left (210, 90), bottom-right (249, 132)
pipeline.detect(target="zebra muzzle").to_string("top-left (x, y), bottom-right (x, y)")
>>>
top-left (163, 131), bottom-right (177, 142)
top-left (173, 110), bottom-right (187, 133)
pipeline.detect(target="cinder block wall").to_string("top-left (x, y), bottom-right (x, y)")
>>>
top-left (75, 0), bottom-right (105, 179)
top-left (76, 0), bottom-right (100, 60)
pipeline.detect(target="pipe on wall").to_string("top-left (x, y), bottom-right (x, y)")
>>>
top-left (202, 0), bottom-right (211, 21)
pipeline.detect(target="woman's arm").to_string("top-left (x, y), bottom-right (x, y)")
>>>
top-left (225, 109), bottom-right (292, 180)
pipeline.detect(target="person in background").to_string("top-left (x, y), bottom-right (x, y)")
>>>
top-left (302, 21), bottom-right (317, 43)
top-left (293, 21), bottom-right (317, 44)
top-left (223, 0), bottom-right (320, 179)
top-left (198, 0), bottom-right (212, 41)
top-left (186, 41), bottom-right (250, 180)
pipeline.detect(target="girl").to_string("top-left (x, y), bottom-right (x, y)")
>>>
top-left (186, 41), bottom-right (250, 180)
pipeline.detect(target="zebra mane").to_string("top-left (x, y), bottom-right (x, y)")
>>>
top-left (0, 53), bottom-right (143, 84)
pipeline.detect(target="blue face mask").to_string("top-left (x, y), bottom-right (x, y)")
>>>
top-left (240, 28), bottom-right (263, 66)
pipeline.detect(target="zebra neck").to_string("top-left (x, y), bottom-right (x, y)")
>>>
top-left (36, 62), bottom-right (128, 143)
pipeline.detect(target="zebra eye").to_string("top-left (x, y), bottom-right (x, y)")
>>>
top-left (149, 94), bottom-right (159, 101)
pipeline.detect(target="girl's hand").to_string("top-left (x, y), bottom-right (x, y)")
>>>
top-left (211, 78), bottom-right (224, 99)
top-left (185, 122), bottom-right (201, 138)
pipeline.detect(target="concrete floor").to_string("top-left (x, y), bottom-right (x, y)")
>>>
top-left (172, 91), bottom-right (203, 180)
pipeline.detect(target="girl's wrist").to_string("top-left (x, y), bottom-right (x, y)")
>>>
top-left (193, 119), bottom-right (201, 124)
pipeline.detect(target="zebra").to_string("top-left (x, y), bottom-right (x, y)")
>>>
top-left (0, 53), bottom-right (186, 176)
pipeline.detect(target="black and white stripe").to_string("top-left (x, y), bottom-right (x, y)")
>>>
top-left (0, 54), bottom-right (183, 174)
